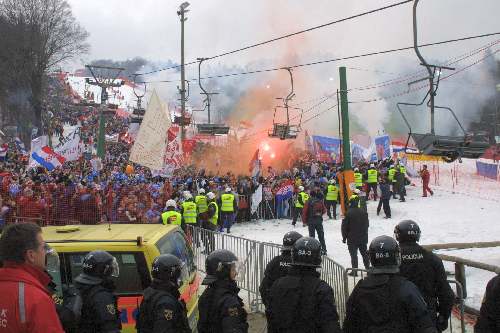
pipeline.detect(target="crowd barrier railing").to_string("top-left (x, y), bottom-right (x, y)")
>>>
top-left (186, 225), bottom-right (348, 319)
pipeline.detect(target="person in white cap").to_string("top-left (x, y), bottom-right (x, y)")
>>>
top-left (218, 187), bottom-right (236, 233)
top-left (161, 199), bottom-right (181, 225)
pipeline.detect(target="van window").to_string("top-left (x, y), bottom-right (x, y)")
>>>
top-left (64, 252), bottom-right (150, 295)
top-left (156, 231), bottom-right (195, 281)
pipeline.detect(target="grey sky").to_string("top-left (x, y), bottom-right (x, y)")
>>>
top-left (67, 0), bottom-right (500, 135)
top-left (67, 0), bottom-right (500, 69)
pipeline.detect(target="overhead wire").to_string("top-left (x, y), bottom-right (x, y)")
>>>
top-left (139, 32), bottom-right (500, 85)
top-left (240, 45), bottom-right (499, 142)
top-left (136, 0), bottom-right (414, 76)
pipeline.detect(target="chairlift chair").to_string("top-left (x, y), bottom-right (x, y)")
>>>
top-left (396, 0), bottom-right (490, 163)
top-left (268, 68), bottom-right (303, 140)
top-left (195, 57), bottom-right (230, 135)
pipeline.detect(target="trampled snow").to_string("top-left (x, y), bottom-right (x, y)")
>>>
top-left (230, 174), bottom-right (500, 311)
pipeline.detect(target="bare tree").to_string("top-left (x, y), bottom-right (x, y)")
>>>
top-left (0, 0), bottom-right (89, 131)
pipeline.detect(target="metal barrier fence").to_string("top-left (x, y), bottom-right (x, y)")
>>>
top-left (186, 225), bottom-right (348, 319)
top-left (345, 268), bottom-right (467, 333)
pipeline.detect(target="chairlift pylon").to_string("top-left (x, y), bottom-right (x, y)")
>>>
top-left (268, 68), bottom-right (303, 140)
top-left (396, 0), bottom-right (489, 163)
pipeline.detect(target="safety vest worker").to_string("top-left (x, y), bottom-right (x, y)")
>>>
top-left (195, 193), bottom-right (208, 214)
top-left (326, 184), bottom-right (339, 201)
top-left (221, 193), bottom-right (235, 212)
top-left (367, 169), bottom-right (378, 184)
top-left (208, 201), bottom-right (219, 226)
top-left (388, 167), bottom-right (397, 183)
top-left (295, 191), bottom-right (309, 208)
top-left (354, 169), bottom-right (363, 188)
top-left (349, 192), bottom-right (361, 208)
top-left (161, 199), bottom-right (181, 225)
top-left (400, 165), bottom-right (407, 175)
top-left (181, 193), bottom-right (198, 224)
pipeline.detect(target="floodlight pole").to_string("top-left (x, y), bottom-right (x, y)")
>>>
top-left (178, 3), bottom-right (189, 140)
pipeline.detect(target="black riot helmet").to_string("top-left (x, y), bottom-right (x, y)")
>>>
top-left (74, 250), bottom-right (119, 285)
top-left (394, 220), bottom-right (421, 243)
top-left (202, 249), bottom-right (239, 285)
top-left (368, 235), bottom-right (401, 274)
top-left (282, 231), bottom-right (302, 254)
top-left (291, 237), bottom-right (322, 268)
top-left (151, 254), bottom-right (184, 287)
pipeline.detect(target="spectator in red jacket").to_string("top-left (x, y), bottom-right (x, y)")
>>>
top-left (0, 223), bottom-right (64, 333)
top-left (420, 165), bottom-right (434, 197)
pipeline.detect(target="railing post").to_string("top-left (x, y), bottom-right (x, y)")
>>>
top-left (455, 263), bottom-right (467, 299)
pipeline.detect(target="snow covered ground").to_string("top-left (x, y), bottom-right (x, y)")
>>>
top-left (229, 181), bottom-right (500, 311)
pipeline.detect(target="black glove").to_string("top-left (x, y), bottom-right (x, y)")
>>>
top-left (436, 315), bottom-right (448, 332)
top-left (342, 238), bottom-right (346, 244)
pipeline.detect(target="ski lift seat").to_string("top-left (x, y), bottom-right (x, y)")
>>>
top-left (268, 123), bottom-right (299, 140)
top-left (197, 124), bottom-right (229, 135)
top-left (410, 133), bottom-right (490, 160)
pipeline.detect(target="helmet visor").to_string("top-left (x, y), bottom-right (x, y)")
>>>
top-left (110, 257), bottom-right (120, 278)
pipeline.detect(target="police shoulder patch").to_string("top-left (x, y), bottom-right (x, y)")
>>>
top-left (106, 304), bottom-right (116, 315)
top-left (228, 307), bottom-right (239, 317)
top-left (164, 309), bottom-right (174, 320)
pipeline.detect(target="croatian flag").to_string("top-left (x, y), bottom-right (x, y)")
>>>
top-left (275, 179), bottom-right (295, 201)
top-left (0, 144), bottom-right (7, 161)
top-left (15, 137), bottom-right (27, 154)
top-left (249, 149), bottom-right (261, 178)
top-left (31, 146), bottom-right (66, 171)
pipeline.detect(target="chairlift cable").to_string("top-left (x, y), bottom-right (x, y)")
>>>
top-left (136, 0), bottom-right (413, 76)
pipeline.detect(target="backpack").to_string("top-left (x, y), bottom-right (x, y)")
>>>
top-left (309, 198), bottom-right (324, 217)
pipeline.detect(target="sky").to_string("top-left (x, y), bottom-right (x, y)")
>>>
top-left (66, 0), bottom-right (500, 137)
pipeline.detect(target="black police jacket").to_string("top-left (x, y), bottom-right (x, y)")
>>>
top-left (475, 274), bottom-right (500, 333)
top-left (341, 207), bottom-right (369, 245)
top-left (344, 273), bottom-right (437, 333)
top-left (259, 253), bottom-right (292, 307)
top-left (267, 266), bottom-right (341, 333)
top-left (399, 242), bottom-right (454, 321)
top-left (136, 281), bottom-right (191, 333)
top-left (198, 279), bottom-right (248, 333)
top-left (75, 280), bottom-right (122, 333)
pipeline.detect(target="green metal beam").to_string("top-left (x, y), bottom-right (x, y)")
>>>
top-left (339, 67), bottom-right (352, 170)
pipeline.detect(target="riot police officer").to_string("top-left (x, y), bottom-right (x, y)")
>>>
top-left (136, 254), bottom-right (190, 333)
top-left (46, 245), bottom-right (82, 333)
top-left (395, 220), bottom-right (455, 332)
top-left (475, 273), bottom-right (500, 332)
top-left (259, 231), bottom-right (302, 307)
top-left (74, 250), bottom-right (122, 333)
top-left (198, 249), bottom-right (248, 333)
top-left (267, 237), bottom-right (342, 333)
top-left (344, 235), bottom-right (438, 333)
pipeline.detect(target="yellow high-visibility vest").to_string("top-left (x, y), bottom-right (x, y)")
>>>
top-left (367, 169), bottom-right (378, 184)
top-left (195, 195), bottom-right (208, 213)
top-left (221, 193), bottom-right (235, 212)
top-left (208, 201), bottom-right (218, 226)
top-left (388, 168), bottom-right (396, 183)
top-left (295, 192), bottom-right (309, 208)
top-left (161, 210), bottom-right (182, 225)
top-left (326, 185), bottom-right (339, 201)
top-left (182, 201), bottom-right (197, 224)
top-left (354, 172), bottom-right (363, 187)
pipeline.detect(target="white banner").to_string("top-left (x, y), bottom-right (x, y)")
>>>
top-left (129, 90), bottom-right (171, 170)
top-left (251, 185), bottom-right (263, 214)
top-left (53, 127), bottom-right (83, 162)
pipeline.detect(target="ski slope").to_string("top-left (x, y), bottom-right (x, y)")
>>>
top-left (230, 182), bottom-right (500, 310)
